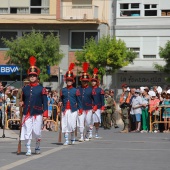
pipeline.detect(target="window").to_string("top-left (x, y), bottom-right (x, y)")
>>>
top-left (144, 4), bottom-right (157, 16)
top-left (0, 30), bottom-right (59, 49)
top-left (70, 31), bottom-right (98, 49)
top-left (30, 0), bottom-right (49, 14)
top-left (128, 48), bottom-right (140, 58)
top-left (120, 3), bottom-right (140, 17)
top-left (161, 10), bottom-right (170, 16)
top-left (131, 4), bottom-right (139, 9)
top-left (0, 32), bottom-right (17, 48)
top-left (120, 4), bottom-right (129, 9)
top-left (72, 0), bottom-right (92, 8)
top-left (143, 55), bottom-right (156, 58)
top-left (0, 0), bottom-right (49, 14)
top-left (22, 31), bottom-right (58, 37)
top-left (0, 8), bottom-right (8, 14)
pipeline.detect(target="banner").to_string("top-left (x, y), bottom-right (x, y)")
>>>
top-left (0, 65), bottom-right (20, 75)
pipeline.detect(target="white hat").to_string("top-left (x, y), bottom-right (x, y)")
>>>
top-left (140, 87), bottom-right (145, 93)
top-left (148, 91), bottom-right (156, 97)
top-left (135, 89), bottom-right (141, 93)
top-left (157, 86), bottom-right (162, 94)
top-left (167, 90), bottom-right (170, 94)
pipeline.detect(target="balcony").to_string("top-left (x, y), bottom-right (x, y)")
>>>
top-left (59, 5), bottom-right (99, 20)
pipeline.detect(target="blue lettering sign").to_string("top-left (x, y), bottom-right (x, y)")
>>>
top-left (0, 65), bottom-right (20, 75)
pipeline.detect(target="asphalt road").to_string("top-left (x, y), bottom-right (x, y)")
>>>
top-left (0, 126), bottom-right (170, 170)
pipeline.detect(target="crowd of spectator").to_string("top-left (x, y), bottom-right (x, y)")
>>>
top-left (0, 81), bottom-right (60, 130)
top-left (119, 85), bottom-right (170, 133)
top-left (1, 80), bottom-right (170, 133)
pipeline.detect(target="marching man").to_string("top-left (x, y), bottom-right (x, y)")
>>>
top-left (20, 56), bottom-right (48, 156)
top-left (59, 63), bottom-right (82, 145)
top-left (90, 68), bottom-right (105, 138)
top-left (77, 62), bottom-right (94, 142)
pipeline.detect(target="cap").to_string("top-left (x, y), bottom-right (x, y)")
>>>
top-left (27, 56), bottom-right (40, 76)
top-left (104, 89), bottom-right (109, 94)
top-left (91, 68), bottom-right (99, 82)
top-left (23, 78), bottom-right (29, 83)
top-left (144, 88), bottom-right (149, 93)
top-left (148, 91), bottom-right (156, 97)
top-left (64, 63), bottom-right (75, 82)
top-left (109, 89), bottom-right (114, 93)
top-left (157, 86), bottom-right (162, 94)
top-left (135, 89), bottom-right (140, 93)
top-left (80, 62), bottom-right (90, 81)
top-left (167, 89), bottom-right (170, 94)
top-left (121, 83), bottom-right (127, 88)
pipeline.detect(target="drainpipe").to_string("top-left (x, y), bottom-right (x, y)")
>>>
top-left (56, 0), bottom-right (61, 19)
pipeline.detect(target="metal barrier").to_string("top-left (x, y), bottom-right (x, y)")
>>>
top-left (150, 105), bottom-right (170, 132)
top-left (5, 103), bottom-right (20, 129)
top-left (5, 104), bottom-right (60, 131)
top-left (45, 104), bottom-right (59, 132)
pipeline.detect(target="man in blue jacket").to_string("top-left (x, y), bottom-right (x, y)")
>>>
top-left (90, 68), bottom-right (105, 138)
top-left (20, 56), bottom-right (48, 156)
top-left (77, 62), bottom-right (94, 142)
top-left (59, 63), bottom-right (83, 145)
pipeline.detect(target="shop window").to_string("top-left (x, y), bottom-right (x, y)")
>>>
top-left (143, 55), bottom-right (156, 58)
top-left (0, 32), bottom-right (17, 49)
top-left (70, 31), bottom-right (98, 50)
top-left (22, 31), bottom-right (59, 37)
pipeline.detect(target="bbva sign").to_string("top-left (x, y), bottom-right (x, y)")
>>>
top-left (0, 65), bottom-right (20, 75)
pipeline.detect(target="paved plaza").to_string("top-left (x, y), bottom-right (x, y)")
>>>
top-left (0, 126), bottom-right (170, 170)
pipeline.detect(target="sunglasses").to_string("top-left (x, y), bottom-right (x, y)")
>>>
top-left (29, 74), bottom-right (37, 77)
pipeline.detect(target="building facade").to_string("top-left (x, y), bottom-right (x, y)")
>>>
top-left (0, 0), bottom-right (170, 92)
top-left (111, 0), bottom-right (170, 93)
top-left (0, 0), bottom-right (112, 89)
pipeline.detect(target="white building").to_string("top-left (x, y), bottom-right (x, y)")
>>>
top-left (110, 0), bottom-right (170, 91)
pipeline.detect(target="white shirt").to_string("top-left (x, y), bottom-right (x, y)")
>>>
top-left (132, 95), bottom-right (143, 114)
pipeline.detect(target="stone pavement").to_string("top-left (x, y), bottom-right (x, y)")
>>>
top-left (0, 126), bottom-right (170, 170)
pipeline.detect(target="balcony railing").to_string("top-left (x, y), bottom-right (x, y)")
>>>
top-left (60, 5), bottom-right (99, 20)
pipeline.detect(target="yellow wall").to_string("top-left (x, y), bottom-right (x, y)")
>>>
top-left (50, 0), bottom-right (57, 15)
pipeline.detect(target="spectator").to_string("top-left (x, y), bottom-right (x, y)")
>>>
top-left (162, 92), bottom-right (170, 133)
top-left (141, 88), bottom-right (150, 133)
top-left (109, 89), bottom-right (119, 128)
top-left (148, 91), bottom-right (160, 133)
top-left (129, 88), bottom-right (136, 132)
top-left (131, 89), bottom-right (143, 132)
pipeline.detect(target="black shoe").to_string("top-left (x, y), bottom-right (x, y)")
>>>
top-left (114, 125), bottom-right (119, 129)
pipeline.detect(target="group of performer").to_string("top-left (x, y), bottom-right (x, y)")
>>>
top-left (19, 57), bottom-right (108, 156)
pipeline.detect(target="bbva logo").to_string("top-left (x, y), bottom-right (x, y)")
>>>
top-left (0, 66), bottom-right (19, 73)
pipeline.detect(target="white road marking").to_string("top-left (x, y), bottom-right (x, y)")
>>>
top-left (0, 145), bottom-right (69, 170)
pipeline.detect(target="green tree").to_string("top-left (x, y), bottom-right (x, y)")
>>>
top-left (75, 35), bottom-right (137, 80)
top-left (155, 40), bottom-right (170, 82)
top-left (2, 30), bottom-right (64, 83)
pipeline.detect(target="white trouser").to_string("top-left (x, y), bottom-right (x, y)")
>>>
top-left (20, 115), bottom-right (43, 140)
top-left (77, 110), bottom-right (93, 129)
top-left (62, 110), bottom-right (78, 133)
top-left (93, 109), bottom-right (101, 123)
